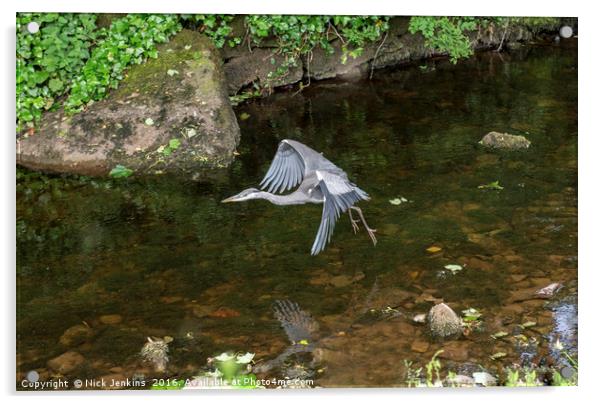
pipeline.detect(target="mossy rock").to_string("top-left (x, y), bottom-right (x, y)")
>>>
top-left (17, 29), bottom-right (240, 177)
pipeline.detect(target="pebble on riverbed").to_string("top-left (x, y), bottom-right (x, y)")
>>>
top-left (47, 351), bottom-right (85, 374)
top-left (428, 303), bottom-right (463, 339)
top-left (479, 131), bottom-right (531, 150)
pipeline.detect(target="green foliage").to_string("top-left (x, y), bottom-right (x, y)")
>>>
top-left (17, 13), bottom-right (561, 127)
top-left (244, 15), bottom-right (390, 83)
top-left (403, 350), bottom-right (446, 387)
top-left (180, 14), bottom-right (240, 48)
top-left (508, 17), bottom-right (562, 30)
top-left (505, 368), bottom-right (542, 387)
top-left (17, 13), bottom-right (181, 129)
top-left (16, 13), bottom-right (99, 129)
top-left (158, 138), bottom-right (181, 157)
top-left (409, 16), bottom-right (478, 63)
top-left (109, 164), bottom-right (133, 178)
top-left (65, 14), bottom-right (180, 113)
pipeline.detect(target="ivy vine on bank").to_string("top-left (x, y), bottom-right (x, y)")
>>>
top-left (17, 14), bottom-right (561, 130)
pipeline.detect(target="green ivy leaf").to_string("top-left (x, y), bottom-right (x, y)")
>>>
top-left (48, 78), bottom-right (63, 92)
top-left (109, 164), bottom-right (133, 178)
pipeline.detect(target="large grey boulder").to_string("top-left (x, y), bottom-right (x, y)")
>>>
top-left (17, 29), bottom-right (240, 177)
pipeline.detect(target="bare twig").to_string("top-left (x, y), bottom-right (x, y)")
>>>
top-left (497, 20), bottom-right (510, 52)
top-left (370, 31), bottom-right (389, 80)
top-left (328, 21), bottom-right (346, 45)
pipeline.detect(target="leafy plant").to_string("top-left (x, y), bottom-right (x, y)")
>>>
top-left (403, 350), bottom-right (446, 387)
top-left (409, 17), bottom-right (477, 63)
top-left (109, 164), bottom-right (133, 178)
top-left (17, 13), bottom-right (181, 129)
top-left (180, 14), bottom-right (240, 48)
top-left (16, 13), bottom-right (100, 129)
top-left (245, 15), bottom-right (390, 85)
top-left (505, 367), bottom-right (542, 387)
top-left (65, 14), bottom-right (180, 112)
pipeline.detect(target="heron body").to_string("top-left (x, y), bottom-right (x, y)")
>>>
top-left (222, 139), bottom-right (376, 255)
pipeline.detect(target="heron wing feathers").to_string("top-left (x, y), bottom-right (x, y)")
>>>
top-left (310, 170), bottom-right (369, 255)
top-left (259, 141), bottom-right (306, 194)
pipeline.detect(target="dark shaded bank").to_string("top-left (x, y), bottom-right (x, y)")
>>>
top-left (222, 16), bottom-right (576, 94)
top-left (16, 16), bottom-right (576, 177)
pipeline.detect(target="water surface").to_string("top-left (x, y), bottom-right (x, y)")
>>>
top-left (17, 40), bottom-right (577, 388)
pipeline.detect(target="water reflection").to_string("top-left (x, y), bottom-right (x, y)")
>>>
top-left (17, 40), bottom-right (577, 387)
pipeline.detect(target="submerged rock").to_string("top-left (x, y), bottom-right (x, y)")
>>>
top-left (17, 29), bottom-right (240, 177)
top-left (479, 131), bottom-right (531, 150)
top-left (428, 303), bottom-right (463, 338)
top-left (99, 314), bottom-right (123, 325)
top-left (535, 282), bottom-right (563, 298)
top-left (472, 371), bottom-right (497, 386)
top-left (47, 351), bottom-right (85, 374)
top-left (59, 324), bottom-right (94, 347)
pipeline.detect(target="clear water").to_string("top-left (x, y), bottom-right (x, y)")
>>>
top-left (17, 40), bottom-right (577, 388)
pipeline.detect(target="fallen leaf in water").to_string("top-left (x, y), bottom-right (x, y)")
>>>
top-left (297, 339), bottom-right (309, 346)
top-left (163, 336), bottom-right (174, 343)
top-left (491, 331), bottom-right (509, 339)
top-left (426, 246), bottom-right (442, 253)
top-left (520, 321), bottom-right (537, 329)
top-left (478, 180), bottom-right (504, 190)
top-left (389, 197), bottom-right (408, 205)
top-left (209, 308), bottom-right (241, 318)
top-left (444, 264), bottom-right (463, 274)
top-left (167, 69), bottom-right (179, 76)
top-left (239, 112), bottom-right (250, 120)
top-left (144, 118), bottom-right (154, 126)
top-left (490, 352), bottom-right (507, 360)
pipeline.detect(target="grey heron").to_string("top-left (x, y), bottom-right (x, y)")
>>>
top-left (222, 139), bottom-right (377, 255)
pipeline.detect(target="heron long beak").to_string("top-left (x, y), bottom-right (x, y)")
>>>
top-left (221, 195), bottom-right (238, 203)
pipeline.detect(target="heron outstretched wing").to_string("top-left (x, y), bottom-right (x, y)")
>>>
top-left (259, 140), bottom-right (306, 194)
top-left (311, 170), bottom-right (370, 255)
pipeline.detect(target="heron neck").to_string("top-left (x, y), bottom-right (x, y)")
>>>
top-left (258, 191), bottom-right (305, 206)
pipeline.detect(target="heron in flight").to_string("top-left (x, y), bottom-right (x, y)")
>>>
top-left (222, 139), bottom-right (377, 255)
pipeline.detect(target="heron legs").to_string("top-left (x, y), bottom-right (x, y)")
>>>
top-left (348, 206), bottom-right (377, 246)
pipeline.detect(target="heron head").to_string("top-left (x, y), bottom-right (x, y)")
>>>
top-left (221, 188), bottom-right (261, 203)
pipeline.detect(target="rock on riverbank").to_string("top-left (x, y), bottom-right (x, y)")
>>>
top-left (17, 29), bottom-right (240, 177)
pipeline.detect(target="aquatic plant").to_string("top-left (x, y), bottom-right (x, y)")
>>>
top-left (403, 350), bottom-right (446, 387)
